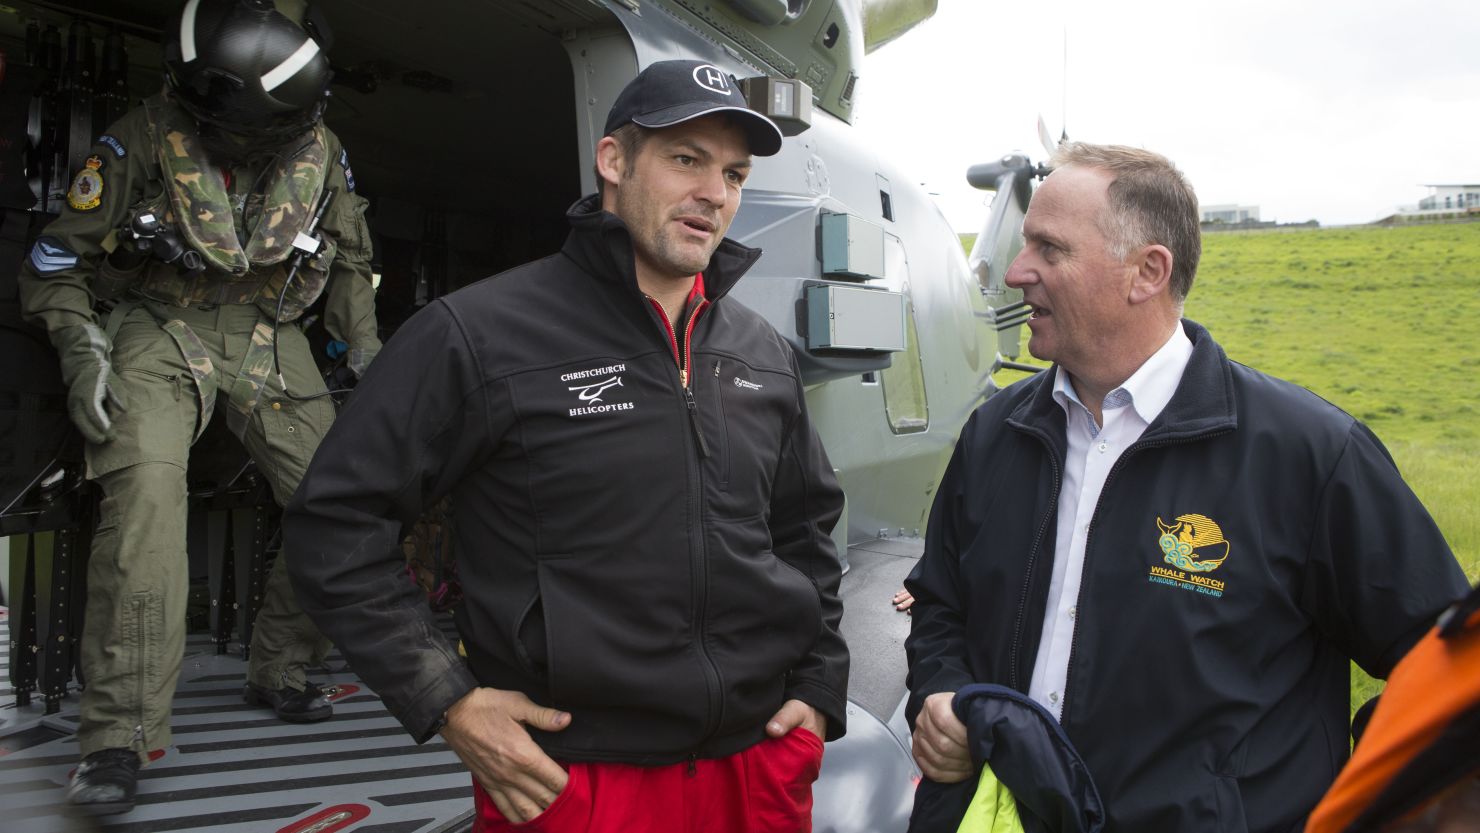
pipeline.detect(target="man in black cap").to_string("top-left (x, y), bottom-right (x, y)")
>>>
top-left (283, 60), bottom-right (848, 831)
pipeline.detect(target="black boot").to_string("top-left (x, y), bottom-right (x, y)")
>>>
top-left (66, 748), bottom-right (140, 815)
top-left (244, 680), bottom-right (333, 723)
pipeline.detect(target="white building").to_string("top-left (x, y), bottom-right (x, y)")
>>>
top-left (1418, 184), bottom-right (1480, 211)
top-left (1200, 204), bottom-right (1260, 224)
top-left (1395, 184), bottom-right (1480, 218)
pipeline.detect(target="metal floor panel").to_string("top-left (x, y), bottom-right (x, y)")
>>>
top-left (1, 619), bottom-right (473, 833)
top-left (837, 538), bottom-right (922, 720)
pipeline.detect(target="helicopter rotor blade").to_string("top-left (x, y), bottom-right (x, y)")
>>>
top-left (1037, 114), bottom-right (1056, 158)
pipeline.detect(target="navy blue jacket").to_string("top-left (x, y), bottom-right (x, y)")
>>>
top-left (905, 321), bottom-right (1468, 833)
top-left (909, 684), bottom-right (1105, 833)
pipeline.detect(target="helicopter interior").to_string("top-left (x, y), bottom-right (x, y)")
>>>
top-left (0, 0), bottom-right (606, 329)
top-left (0, 0), bottom-right (620, 498)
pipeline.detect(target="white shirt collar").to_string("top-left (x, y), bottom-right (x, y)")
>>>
top-left (1052, 321), bottom-right (1194, 428)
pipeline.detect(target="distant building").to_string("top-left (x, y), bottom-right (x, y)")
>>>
top-left (1393, 184), bottom-right (1480, 220)
top-left (1200, 204), bottom-right (1260, 224)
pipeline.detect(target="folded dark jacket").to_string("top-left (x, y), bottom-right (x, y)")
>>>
top-left (909, 684), bottom-right (1105, 833)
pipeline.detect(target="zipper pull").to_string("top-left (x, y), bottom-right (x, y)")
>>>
top-left (687, 754), bottom-right (698, 777)
top-left (713, 359), bottom-right (720, 377)
top-left (683, 387), bottom-right (710, 458)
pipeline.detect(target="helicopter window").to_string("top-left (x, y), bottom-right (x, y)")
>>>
top-left (881, 289), bottom-right (928, 434)
top-left (821, 22), bottom-right (840, 49)
top-left (880, 190), bottom-right (893, 222)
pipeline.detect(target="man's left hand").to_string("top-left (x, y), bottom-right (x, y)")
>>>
top-left (766, 698), bottom-right (827, 740)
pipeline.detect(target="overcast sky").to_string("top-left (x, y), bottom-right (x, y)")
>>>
top-left (853, 0), bottom-right (1480, 232)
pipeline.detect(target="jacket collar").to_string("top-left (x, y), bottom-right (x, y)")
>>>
top-left (1008, 319), bottom-right (1238, 447)
top-left (560, 194), bottom-right (763, 305)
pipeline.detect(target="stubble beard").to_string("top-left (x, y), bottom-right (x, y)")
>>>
top-left (650, 221), bottom-right (718, 277)
top-left (617, 186), bottom-right (720, 279)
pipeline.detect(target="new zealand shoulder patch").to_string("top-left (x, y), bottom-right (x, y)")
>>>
top-left (1146, 513), bottom-right (1231, 598)
top-left (66, 155), bottom-right (105, 212)
top-left (98, 134), bottom-right (127, 158)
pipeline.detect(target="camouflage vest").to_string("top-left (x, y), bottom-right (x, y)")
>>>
top-left (135, 95), bottom-right (337, 321)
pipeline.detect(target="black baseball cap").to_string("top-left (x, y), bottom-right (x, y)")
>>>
top-left (603, 60), bottom-right (784, 157)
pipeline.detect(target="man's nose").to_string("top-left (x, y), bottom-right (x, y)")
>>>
top-left (1004, 252), bottom-right (1031, 288)
top-left (694, 167), bottom-right (729, 206)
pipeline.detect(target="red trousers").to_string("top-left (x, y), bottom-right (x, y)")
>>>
top-left (472, 728), bottom-right (824, 833)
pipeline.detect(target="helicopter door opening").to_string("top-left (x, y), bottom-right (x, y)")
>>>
top-left (321, 0), bottom-right (606, 326)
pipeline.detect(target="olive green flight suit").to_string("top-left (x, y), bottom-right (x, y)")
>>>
top-left (17, 94), bottom-right (379, 760)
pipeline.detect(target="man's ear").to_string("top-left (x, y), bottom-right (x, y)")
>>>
top-left (595, 136), bottom-right (625, 197)
top-left (1128, 243), bottom-right (1173, 305)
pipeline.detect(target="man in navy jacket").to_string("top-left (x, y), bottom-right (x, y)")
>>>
top-left (905, 142), bottom-right (1469, 832)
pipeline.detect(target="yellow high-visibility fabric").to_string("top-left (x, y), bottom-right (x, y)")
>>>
top-left (957, 762), bottom-right (1025, 833)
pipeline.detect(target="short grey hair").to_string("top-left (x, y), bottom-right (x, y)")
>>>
top-left (1050, 142), bottom-right (1202, 301)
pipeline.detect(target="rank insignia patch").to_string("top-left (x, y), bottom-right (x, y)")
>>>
top-left (66, 155), bottom-right (105, 212)
top-left (29, 236), bottom-right (79, 274)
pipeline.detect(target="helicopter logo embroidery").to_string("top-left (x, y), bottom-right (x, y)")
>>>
top-left (568, 376), bottom-right (624, 403)
top-left (693, 64), bottom-right (733, 96)
top-left (1147, 513), bottom-right (1230, 598)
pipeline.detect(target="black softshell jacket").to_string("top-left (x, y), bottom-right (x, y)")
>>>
top-left (285, 196), bottom-right (848, 764)
top-left (905, 321), bottom-right (1468, 833)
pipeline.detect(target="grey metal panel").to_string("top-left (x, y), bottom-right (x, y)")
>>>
top-left (820, 212), bottom-right (886, 279)
top-left (806, 284), bottom-right (905, 351)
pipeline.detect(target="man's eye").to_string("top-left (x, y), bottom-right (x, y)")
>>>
top-left (726, 170), bottom-right (745, 185)
top-left (675, 155), bottom-right (695, 166)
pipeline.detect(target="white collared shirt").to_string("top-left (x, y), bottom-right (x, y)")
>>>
top-left (1027, 322), bottom-right (1195, 720)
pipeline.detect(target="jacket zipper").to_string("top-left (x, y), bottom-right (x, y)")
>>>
top-left (648, 295), bottom-right (724, 744)
top-left (651, 297), bottom-right (712, 456)
top-left (1008, 426), bottom-right (1063, 692)
top-left (1058, 428), bottom-right (1232, 721)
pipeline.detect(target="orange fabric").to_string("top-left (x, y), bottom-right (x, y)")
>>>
top-left (1306, 606), bottom-right (1480, 832)
top-left (471, 728), bottom-right (823, 833)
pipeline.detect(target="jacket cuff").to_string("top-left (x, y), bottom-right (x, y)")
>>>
top-left (401, 663), bottom-right (480, 744)
top-left (784, 678), bottom-right (848, 742)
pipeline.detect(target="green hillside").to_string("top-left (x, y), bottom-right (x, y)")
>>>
top-left (964, 223), bottom-right (1480, 710)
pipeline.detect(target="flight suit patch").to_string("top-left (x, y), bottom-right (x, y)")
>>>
top-left (66, 155), bottom-right (105, 212)
top-left (338, 148), bottom-right (356, 192)
top-left (29, 235), bottom-right (79, 274)
top-left (98, 134), bottom-right (127, 158)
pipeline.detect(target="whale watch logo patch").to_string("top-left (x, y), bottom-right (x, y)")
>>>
top-left (1147, 513), bottom-right (1230, 598)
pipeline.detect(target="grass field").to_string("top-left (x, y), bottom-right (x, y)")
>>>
top-left (965, 222), bottom-right (1480, 711)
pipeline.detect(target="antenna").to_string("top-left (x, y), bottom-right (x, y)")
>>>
top-left (1060, 26), bottom-right (1069, 144)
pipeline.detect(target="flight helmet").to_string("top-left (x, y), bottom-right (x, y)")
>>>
top-left (163, 0), bottom-right (335, 140)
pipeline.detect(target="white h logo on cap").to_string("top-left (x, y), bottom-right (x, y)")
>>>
top-left (693, 64), bottom-right (733, 96)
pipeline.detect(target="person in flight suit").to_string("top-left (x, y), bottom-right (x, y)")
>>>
top-left (16, 0), bottom-right (378, 815)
